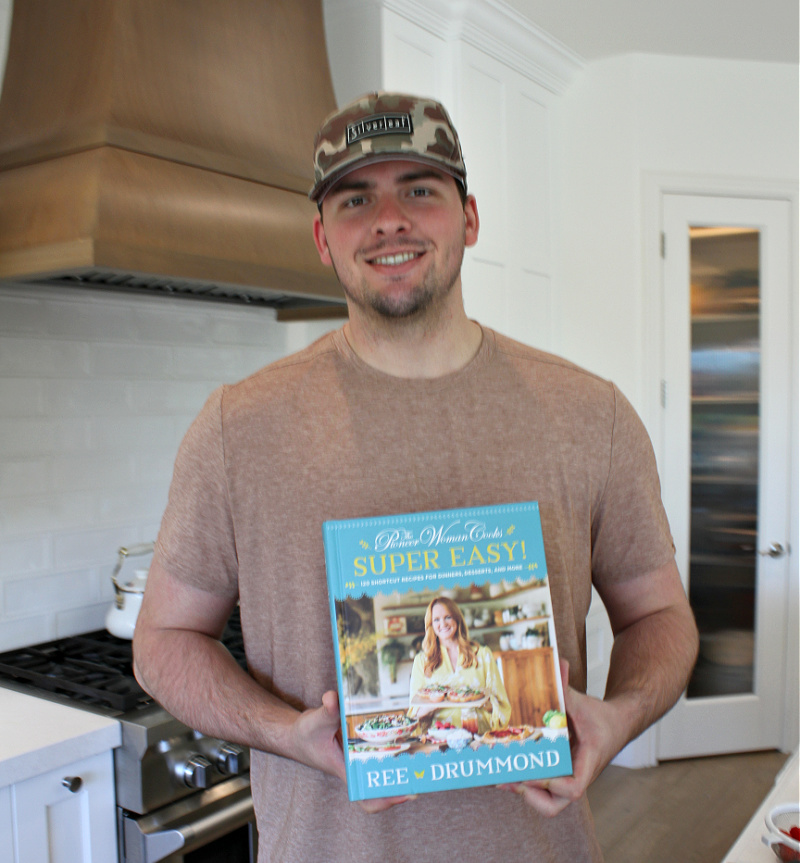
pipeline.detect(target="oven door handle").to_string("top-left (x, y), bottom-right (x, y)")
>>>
top-left (122, 775), bottom-right (254, 863)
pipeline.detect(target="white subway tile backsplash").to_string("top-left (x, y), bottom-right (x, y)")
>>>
top-left (171, 346), bottom-right (242, 380)
top-left (42, 297), bottom-right (139, 342)
top-left (54, 528), bottom-right (143, 570)
top-left (56, 601), bottom-right (111, 638)
top-left (128, 380), bottom-right (215, 415)
top-left (91, 415), bottom-right (181, 452)
top-left (89, 343), bottom-right (175, 379)
top-left (0, 418), bottom-right (56, 456)
top-left (51, 453), bottom-right (135, 493)
top-left (0, 535), bottom-right (50, 577)
top-left (132, 304), bottom-right (213, 345)
top-left (0, 337), bottom-right (91, 377)
top-left (0, 284), bottom-right (337, 649)
top-left (0, 615), bottom-right (51, 652)
top-left (44, 379), bottom-right (132, 417)
top-left (0, 492), bottom-right (96, 539)
top-left (5, 569), bottom-right (97, 616)
top-left (50, 419), bottom-right (94, 453)
top-left (0, 460), bottom-right (50, 497)
top-left (133, 452), bottom-right (180, 487)
top-left (97, 484), bottom-right (169, 524)
top-left (0, 418), bottom-right (92, 457)
top-left (0, 295), bottom-right (45, 334)
top-left (0, 379), bottom-right (45, 417)
top-left (211, 312), bottom-right (285, 346)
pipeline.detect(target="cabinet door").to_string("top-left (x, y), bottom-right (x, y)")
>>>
top-left (657, 193), bottom-right (793, 759)
top-left (497, 648), bottom-right (559, 726)
top-left (0, 785), bottom-right (13, 857)
top-left (13, 751), bottom-right (117, 863)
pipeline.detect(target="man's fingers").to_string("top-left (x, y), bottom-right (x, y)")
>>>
top-left (357, 795), bottom-right (417, 814)
top-left (501, 782), bottom-right (573, 817)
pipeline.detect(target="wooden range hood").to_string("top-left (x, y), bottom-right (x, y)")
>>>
top-left (0, 0), bottom-right (346, 316)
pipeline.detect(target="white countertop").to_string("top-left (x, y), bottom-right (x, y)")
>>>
top-left (723, 749), bottom-right (799, 862)
top-left (0, 688), bottom-right (121, 787)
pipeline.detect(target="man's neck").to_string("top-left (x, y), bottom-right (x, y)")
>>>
top-left (343, 308), bottom-right (482, 379)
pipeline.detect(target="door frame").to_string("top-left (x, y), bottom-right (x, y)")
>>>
top-left (642, 173), bottom-right (798, 759)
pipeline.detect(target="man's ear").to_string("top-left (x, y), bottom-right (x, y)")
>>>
top-left (464, 195), bottom-right (479, 248)
top-left (313, 213), bottom-right (333, 266)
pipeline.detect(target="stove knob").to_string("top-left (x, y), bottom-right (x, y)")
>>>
top-left (178, 755), bottom-right (213, 789)
top-left (215, 743), bottom-right (246, 776)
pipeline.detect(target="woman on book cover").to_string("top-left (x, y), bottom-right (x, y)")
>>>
top-left (408, 596), bottom-right (511, 733)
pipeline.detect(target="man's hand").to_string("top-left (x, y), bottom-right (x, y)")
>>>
top-left (502, 559), bottom-right (698, 817)
top-left (501, 659), bottom-right (625, 816)
top-left (290, 689), bottom-right (349, 781)
top-left (295, 690), bottom-right (416, 814)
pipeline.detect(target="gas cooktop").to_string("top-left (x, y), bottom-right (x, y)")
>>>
top-left (0, 608), bottom-right (245, 715)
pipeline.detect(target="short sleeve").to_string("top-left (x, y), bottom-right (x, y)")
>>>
top-left (591, 385), bottom-right (675, 588)
top-left (154, 386), bottom-right (239, 596)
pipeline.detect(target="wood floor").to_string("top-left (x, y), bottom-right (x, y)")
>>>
top-left (586, 749), bottom-right (790, 863)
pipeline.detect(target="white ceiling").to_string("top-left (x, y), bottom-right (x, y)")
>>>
top-left (504, 0), bottom-right (799, 64)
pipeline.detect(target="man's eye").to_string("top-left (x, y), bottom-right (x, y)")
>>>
top-left (344, 195), bottom-right (366, 208)
top-left (409, 187), bottom-right (432, 198)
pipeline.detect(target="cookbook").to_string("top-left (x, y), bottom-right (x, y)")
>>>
top-left (322, 501), bottom-right (572, 802)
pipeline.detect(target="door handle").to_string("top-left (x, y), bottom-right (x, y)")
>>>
top-left (758, 543), bottom-right (787, 559)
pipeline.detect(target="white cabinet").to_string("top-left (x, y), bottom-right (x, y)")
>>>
top-left (2, 750), bottom-right (117, 863)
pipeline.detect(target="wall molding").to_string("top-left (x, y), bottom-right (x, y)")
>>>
top-left (327, 0), bottom-right (584, 93)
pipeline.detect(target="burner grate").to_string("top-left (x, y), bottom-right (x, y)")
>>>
top-left (0, 632), bottom-right (148, 712)
top-left (0, 609), bottom-right (246, 714)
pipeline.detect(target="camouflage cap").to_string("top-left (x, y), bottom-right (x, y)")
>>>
top-left (309, 92), bottom-right (467, 203)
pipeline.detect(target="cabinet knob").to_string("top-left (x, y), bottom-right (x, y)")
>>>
top-left (62, 776), bottom-right (83, 793)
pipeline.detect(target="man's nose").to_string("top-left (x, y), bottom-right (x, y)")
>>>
top-left (372, 196), bottom-right (411, 234)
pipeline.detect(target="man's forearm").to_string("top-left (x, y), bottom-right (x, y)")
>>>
top-left (603, 600), bottom-right (699, 748)
top-left (133, 627), bottom-right (300, 756)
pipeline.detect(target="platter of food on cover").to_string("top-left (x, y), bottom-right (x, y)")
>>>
top-left (348, 741), bottom-right (412, 760)
top-left (424, 720), bottom-right (475, 751)
top-left (478, 725), bottom-right (542, 746)
top-left (354, 713), bottom-right (420, 746)
top-left (410, 684), bottom-right (488, 709)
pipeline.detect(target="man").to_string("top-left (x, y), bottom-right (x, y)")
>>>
top-left (134, 92), bottom-right (698, 861)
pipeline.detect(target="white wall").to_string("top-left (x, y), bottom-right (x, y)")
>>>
top-left (554, 53), bottom-right (798, 760)
top-left (554, 53), bottom-right (798, 419)
top-left (0, 284), bottom-right (336, 649)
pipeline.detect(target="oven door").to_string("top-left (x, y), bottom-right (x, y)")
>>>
top-left (119, 774), bottom-right (257, 863)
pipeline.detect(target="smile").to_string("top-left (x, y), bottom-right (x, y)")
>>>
top-left (368, 251), bottom-right (423, 266)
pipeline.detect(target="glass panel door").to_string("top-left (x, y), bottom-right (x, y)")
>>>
top-left (657, 193), bottom-right (792, 760)
top-left (688, 227), bottom-right (760, 698)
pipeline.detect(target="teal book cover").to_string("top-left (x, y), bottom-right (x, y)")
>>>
top-left (322, 501), bottom-right (572, 802)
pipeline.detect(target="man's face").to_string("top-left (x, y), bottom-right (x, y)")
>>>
top-left (313, 160), bottom-right (478, 322)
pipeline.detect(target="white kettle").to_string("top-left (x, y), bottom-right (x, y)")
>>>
top-left (105, 542), bottom-right (154, 639)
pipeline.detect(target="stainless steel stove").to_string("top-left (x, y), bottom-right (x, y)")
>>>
top-left (0, 610), bottom-right (257, 863)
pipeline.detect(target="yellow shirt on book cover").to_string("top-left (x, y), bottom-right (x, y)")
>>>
top-left (408, 645), bottom-right (512, 733)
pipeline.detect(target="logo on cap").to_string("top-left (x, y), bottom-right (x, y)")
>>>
top-left (346, 113), bottom-right (413, 145)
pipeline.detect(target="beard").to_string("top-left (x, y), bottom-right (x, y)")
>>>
top-left (330, 234), bottom-right (466, 322)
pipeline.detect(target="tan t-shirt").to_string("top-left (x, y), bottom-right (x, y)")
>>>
top-left (155, 326), bottom-right (674, 863)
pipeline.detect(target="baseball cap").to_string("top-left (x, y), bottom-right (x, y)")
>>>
top-left (309, 91), bottom-right (467, 203)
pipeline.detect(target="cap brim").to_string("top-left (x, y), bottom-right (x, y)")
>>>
top-left (309, 152), bottom-right (466, 203)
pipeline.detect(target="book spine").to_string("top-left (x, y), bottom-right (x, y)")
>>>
top-left (322, 521), bottom-right (362, 800)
